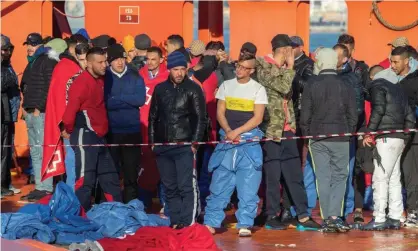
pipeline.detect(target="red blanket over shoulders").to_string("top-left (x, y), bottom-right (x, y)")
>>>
top-left (41, 58), bottom-right (81, 181)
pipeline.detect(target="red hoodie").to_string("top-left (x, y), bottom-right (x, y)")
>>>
top-left (62, 70), bottom-right (108, 137)
top-left (139, 63), bottom-right (169, 140)
top-left (41, 57), bottom-right (81, 181)
top-left (138, 64), bottom-right (169, 191)
top-left (379, 58), bottom-right (391, 69)
top-left (191, 73), bottom-right (218, 141)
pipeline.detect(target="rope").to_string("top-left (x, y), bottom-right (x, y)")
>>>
top-left (53, 6), bottom-right (85, 19)
top-left (371, 1), bottom-right (418, 31)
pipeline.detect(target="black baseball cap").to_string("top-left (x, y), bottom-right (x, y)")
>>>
top-left (91, 34), bottom-right (112, 49)
top-left (23, 33), bottom-right (43, 46)
top-left (271, 34), bottom-right (292, 50)
top-left (240, 42), bottom-right (257, 55)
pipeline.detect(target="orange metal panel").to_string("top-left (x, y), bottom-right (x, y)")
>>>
top-left (346, 1), bottom-right (418, 66)
top-left (228, 1), bottom-right (308, 58)
top-left (1, 1), bottom-right (53, 157)
top-left (84, 1), bottom-right (193, 46)
top-left (182, 1), bottom-right (194, 46)
top-left (296, 1), bottom-right (310, 56)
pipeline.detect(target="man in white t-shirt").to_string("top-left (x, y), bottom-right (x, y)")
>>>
top-left (204, 52), bottom-right (268, 237)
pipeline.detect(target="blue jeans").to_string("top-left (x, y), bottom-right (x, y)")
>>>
top-left (198, 146), bottom-right (213, 210)
top-left (343, 140), bottom-right (356, 217)
top-left (63, 138), bottom-right (75, 191)
top-left (25, 113), bottom-right (53, 192)
top-left (291, 154), bottom-right (318, 216)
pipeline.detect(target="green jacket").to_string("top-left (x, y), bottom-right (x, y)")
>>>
top-left (256, 57), bottom-right (296, 141)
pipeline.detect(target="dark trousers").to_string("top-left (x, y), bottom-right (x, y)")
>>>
top-left (354, 168), bottom-right (366, 209)
top-left (282, 137), bottom-right (306, 210)
top-left (154, 145), bottom-right (199, 226)
top-left (71, 128), bottom-right (122, 211)
top-left (263, 131), bottom-right (308, 219)
top-left (402, 132), bottom-right (418, 211)
top-left (1, 123), bottom-right (12, 188)
top-left (108, 133), bottom-right (141, 203)
top-left (196, 145), bottom-right (213, 210)
top-left (354, 140), bottom-right (366, 209)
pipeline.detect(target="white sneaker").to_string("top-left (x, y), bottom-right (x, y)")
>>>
top-left (238, 228), bottom-right (252, 237)
top-left (9, 185), bottom-right (21, 194)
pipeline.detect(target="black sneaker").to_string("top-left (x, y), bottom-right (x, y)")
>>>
top-left (353, 211), bottom-right (364, 223)
top-left (320, 218), bottom-right (338, 233)
top-left (28, 190), bottom-right (51, 202)
top-left (20, 189), bottom-right (41, 201)
top-left (279, 208), bottom-right (292, 221)
top-left (386, 218), bottom-right (401, 230)
top-left (265, 216), bottom-right (288, 230)
top-left (279, 208), bottom-right (298, 228)
top-left (326, 217), bottom-right (351, 233)
top-left (20, 190), bottom-right (50, 202)
top-left (361, 219), bottom-right (386, 231)
top-left (1, 188), bottom-right (14, 197)
top-left (254, 213), bottom-right (268, 227)
top-left (404, 210), bottom-right (417, 228)
top-left (351, 211), bottom-right (365, 230)
top-left (175, 224), bottom-right (185, 230)
top-left (297, 217), bottom-right (321, 231)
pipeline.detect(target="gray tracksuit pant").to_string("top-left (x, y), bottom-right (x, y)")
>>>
top-left (309, 140), bottom-right (350, 219)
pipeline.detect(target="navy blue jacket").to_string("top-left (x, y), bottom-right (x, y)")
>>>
top-left (104, 66), bottom-right (146, 134)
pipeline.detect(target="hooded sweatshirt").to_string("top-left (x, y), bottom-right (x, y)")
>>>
top-left (300, 48), bottom-right (358, 141)
top-left (374, 58), bottom-right (418, 84)
top-left (46, 38), bottom-right (68, 55)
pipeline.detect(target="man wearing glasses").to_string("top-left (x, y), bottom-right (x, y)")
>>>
top-left (204, 52), bottom-right (268, 237)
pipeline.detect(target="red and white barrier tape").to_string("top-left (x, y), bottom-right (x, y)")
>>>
top-left (5, 129), bottom-right (417, 148)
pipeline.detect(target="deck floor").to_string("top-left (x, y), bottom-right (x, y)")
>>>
top-left (2, 175), bottom-right (418, 251)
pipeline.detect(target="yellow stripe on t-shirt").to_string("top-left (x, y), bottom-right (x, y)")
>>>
top-left (225, 97), bottom-right (255, 112)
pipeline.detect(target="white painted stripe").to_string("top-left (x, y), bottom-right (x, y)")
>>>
top-left (78, 128), bottom-right (86, 178)
top-left (190, 154), bottom-right (199, 225)
top-left (82, 110), bottom-right (94, 132)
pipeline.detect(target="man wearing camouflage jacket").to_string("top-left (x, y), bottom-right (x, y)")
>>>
top-left (257, 34), bottom-right (320, 231)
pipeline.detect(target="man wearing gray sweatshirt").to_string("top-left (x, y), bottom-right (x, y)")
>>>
top-left (300, 48), bottom-right (358, 233)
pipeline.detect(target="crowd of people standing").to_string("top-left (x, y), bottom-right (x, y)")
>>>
top-left (1, 29), bottom-right (418, 237)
